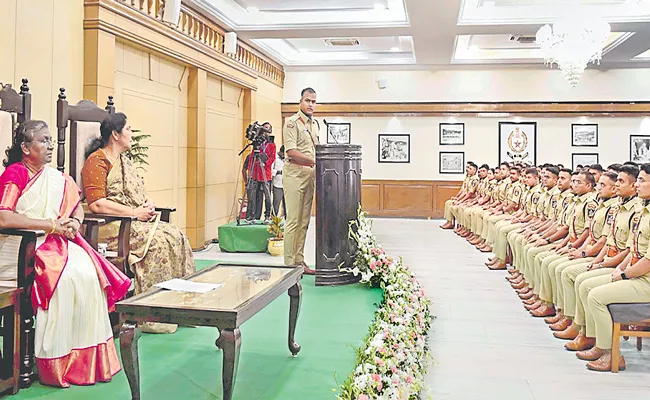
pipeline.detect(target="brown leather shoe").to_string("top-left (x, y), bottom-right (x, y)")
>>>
top-left (530, 304), bottom-right (555, 317)
top-left (554, 323), bottom-right (580, 340)
top-left (576, 346), bottom-right (603, 361)
top-left (550, 317), bottom-right (571, 331)
top-left (508, 269), bottom-right (520, 275)
top-left (488, 260), bottom-right (507, 270)
top-left (511, 280), bottom-right (527, 289)
top-left (473, 240), bottom-right (486, 248)
top-left (441, 222), bottom-right (454, 229)
top-left (516, 286), bottom-right (532, 294)
top-left (300, 262), bottom-right (316, 275)
top-left (479, 245), bottom-right (492, 253)
top-left (565, 331), bottom-right (595, 351)
top-left (587, 353), bottom-right (626, 372)
top-left (507, 275), bottom-right (522, 283)
top-left (522, 295), bottom-right (539, 305)
top-left (525, 300), bottom-right (543, 310)
top-left (545, 313), bottom-right (563, 325)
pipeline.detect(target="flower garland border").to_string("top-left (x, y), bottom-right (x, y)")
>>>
top-left (338, 205), bottom-right (433, 399)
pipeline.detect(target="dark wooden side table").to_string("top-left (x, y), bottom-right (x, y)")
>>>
top-left (116, 263), bottom-right (303, 400)
top-left (0, 286), bottom-right (21, 395)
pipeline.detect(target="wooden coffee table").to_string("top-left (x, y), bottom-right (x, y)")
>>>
top-left (116, 263), bottom-right (303, 400)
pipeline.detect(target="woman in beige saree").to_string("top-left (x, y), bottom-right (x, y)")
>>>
top-left (81, 113), bottom-right (195, 332)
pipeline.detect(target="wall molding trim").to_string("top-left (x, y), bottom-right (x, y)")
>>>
top-left (281, 102), bottom-right (650, 118)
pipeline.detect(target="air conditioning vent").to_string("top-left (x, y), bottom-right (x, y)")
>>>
top-left (323, 38), bottom-right (361, 47)
top-left (509, 35), bottom-right (537, 44)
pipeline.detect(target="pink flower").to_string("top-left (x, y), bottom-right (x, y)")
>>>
top-left (376, 357), bottom-right (385, 367)
top-left (378, 381), bottom-right (383, 391)
top-left (372, 374), bottom-right (381, 382)
top-left (359, 395), bottom-right (370, 400)
top-left (391, 366), bottom-right (398, 374)
top-left (406, 375), bottom-right (414, 384)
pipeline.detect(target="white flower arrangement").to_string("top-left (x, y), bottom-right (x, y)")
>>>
top-left (339, 205), bottom-right (433, 399)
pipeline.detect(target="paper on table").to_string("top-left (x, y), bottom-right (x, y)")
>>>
top-left (154, 278), bottom-right (222, 294)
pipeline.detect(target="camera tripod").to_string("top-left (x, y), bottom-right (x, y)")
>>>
top-left (236, 143), bottom-right (275, 226)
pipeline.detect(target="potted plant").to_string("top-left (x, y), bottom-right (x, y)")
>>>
top-left (266, 215), bottom-right (284, 256)
top-left (125, 129), bottom-right (151, 171)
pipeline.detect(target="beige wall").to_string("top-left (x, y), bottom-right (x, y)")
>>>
top-left (205, 76), bottom-right (244, 240)
top-left (319, 115), bottom-right (650, 181)
top-left (256, 79), bottom-right (284, 143)
top-left (113, 41), bottom-right (189, 229)
top-left (0, 0), bottom-right (84, 130)
top-left (284, 68), bottom-right (650, 102)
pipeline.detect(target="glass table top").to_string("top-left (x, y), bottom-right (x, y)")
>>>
top-left (119, 264), bottom-right (299, 312)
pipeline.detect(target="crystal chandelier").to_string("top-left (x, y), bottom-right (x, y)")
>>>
top-left (536, 15), bottom-right (611, 87)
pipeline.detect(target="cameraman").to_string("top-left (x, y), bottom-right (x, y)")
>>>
top-left (245, 122), bottom-right (276, 221)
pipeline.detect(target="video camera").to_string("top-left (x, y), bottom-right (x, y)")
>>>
top-left (245, 121), bottom-right (270, 150)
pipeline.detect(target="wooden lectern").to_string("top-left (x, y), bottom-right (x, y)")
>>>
top-left (315, 144), bottom-right (362, 286)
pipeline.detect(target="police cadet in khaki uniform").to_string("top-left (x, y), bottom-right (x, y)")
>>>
top-left (488, 167), bottom-right (541, 270)
top-left (464, 166), bottom-right (493, 242)
top-left (559, 169), bottom-right (641, 348)
top-left (459, 164), bottom-right (490, 240)
top-left (574, 163), bottom-right (650, 371)
top-left (441, 168), bottom-right (474, 230)
top-left (476, 163), bottom-right (513, 252)
top-left (562, 166), bottom-right (642, 352)
top-left (283, 87), bottom-right (320, 274)
top-left (452, 162), bottom-right (480, 236)
top-left (467, 168), bottom-right (497, 242)
top-left (470, 169), bottom-right (502, 246)
top-left (529, 171), bottom-right (598, 317)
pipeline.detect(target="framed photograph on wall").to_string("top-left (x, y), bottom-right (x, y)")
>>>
top-left (378, 134), bottom-right (410, 163)
top-left (630, 135), bottom-right (650, 163)
top-left (498, 122), bottom-right (537, 165)
top-left (440, 152), bottom-right (465, 174)
top-left (439, 123), bottom-right (465, 145)
top-left (572, 153), bottom-right (599, 171)
top-left (326, 122), bottom-right (351, 144)
top-left (572, 124), bottom-right (598, 147)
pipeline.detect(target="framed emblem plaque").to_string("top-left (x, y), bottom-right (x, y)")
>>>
top-left (498, 122), bottom-right (537, 165)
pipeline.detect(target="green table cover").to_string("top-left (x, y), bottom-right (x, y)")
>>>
top-left (217, 221), bottom-right (273, 253)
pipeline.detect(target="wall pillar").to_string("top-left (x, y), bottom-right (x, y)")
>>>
top-left (186, 67), bottom-right (208, 248)
top-left (83, 28), bottom-right (115, 103)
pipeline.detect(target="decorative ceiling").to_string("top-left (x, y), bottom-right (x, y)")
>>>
top-left (186, 0), bottom-right (650, 70)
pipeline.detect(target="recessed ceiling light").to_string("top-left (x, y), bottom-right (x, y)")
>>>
top-left (374, 3), bottom-right (386, 11)
top-left (246, 6), bottom-right (259, 13)
top-left (390, 47), bottom-right (400, 52)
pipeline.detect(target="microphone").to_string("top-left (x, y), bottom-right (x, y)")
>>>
top-left (323, 119), bottom-right (340, 144)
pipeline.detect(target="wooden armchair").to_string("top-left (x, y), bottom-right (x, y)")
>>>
top-left (0, 79), bottom-right (41, 390)
top-left (55, 88), bottom-right (176, 277)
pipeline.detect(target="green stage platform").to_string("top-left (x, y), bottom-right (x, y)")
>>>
top-left (12, 260), bottom-right (382, 400)
top-left (217, 221), bottom-right (273, 253)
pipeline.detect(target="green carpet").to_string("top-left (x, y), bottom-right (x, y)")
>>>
top-left (11, 260), bottom-right (382, 400)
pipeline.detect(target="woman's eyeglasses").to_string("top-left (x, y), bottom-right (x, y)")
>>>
top-left (25, 138), bottom-right (57, 146)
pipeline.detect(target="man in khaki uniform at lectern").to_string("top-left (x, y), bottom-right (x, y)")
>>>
top-left (283, 87), bottom-right (320, 274)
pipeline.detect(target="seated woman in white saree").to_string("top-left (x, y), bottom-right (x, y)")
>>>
top-left (0, 120), bottom-right (131, 387)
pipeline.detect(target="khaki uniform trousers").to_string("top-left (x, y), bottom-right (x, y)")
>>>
top-left (510, 231), bottom-right (532, 272)
top-left (494, 220), bottom-right (524, 260)
top-left (540, 256), bottom-right (595, 308)
top-left (451, 203), bottom-right (467, 227)
top-left (522, 242), bottom-right (555, 290)
top-left (485, 214), bottom-right (509, 246)
top-left (463, 205), bottom-right (480, 233)
top-left (476, 209), bottom-right (492, 239)
top-left (574, 268), bottom-right (614, 327)
top-left (538, 253), bottom-right (569, 304)
top-left (283, 164), bottom-right (315, 266)
top-left (532, 249), bottom-right (562, 298)
top-left (560, 263), bottom-right (604, 322)
top-left (584, 274), bottom-right (650, 349)
top-left (444, 199), bottom-right (454, 222)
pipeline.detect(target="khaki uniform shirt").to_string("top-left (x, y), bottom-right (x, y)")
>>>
top-left (609, 197), bottom-right (644, 251)
top-left (489, 179), bottom-right (502, 201)
top-left (535, 187), bottom-right (549, 218)
top-left (467, 174), bottom-right (480, 195)
top-left (542, 186), bottom-right (560, 219)
top-left (498, 178), bottom-right (512, 203)
top-left (590, 197), bottom-right (620, 241)
top-left (568, 191), bottom-right (598, 239)
top-left (626, 200), bottom-right (650, 262)
top-left (477, 177), bottom-right (490, 197)
top-left (506, 180), bottom-right (523, 206)
top-left (555, 189), bottom-right (574, 223)
top-left (525, 184), bottom-right (543, 215)
top-left (283, 109), bottom-right (320, 165)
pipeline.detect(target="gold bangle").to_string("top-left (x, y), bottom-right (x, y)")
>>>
top-left (48, 219), bottom-right (56, 234)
